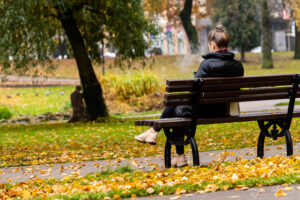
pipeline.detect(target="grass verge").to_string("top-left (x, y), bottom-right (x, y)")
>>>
top-left (0, 155), bottom-right (299, 199)
top-left (276, 101), bottom-right (300, 106)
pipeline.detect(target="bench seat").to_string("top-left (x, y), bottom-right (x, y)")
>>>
top-left (135, 109), bottom-right (300, 128)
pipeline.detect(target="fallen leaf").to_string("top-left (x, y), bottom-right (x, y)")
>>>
top-left (146, 187), bottom-right (154, 194)
top-left (283, 187), bottom-right (293, 191)
top-left (169, 196), bottom-right (181, 200)
top-left (275, 189), bottom-right (287, 197)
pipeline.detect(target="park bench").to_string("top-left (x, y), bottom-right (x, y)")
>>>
top-left (135, 74), bottom-right (300, 168)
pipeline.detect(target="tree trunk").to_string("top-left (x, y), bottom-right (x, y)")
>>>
top-left (180, 0), bottom-right (199, 54)
top-left (295, 26), bottom-right (300, 59)
top-left (57, 8), bottom-right (108, 120)
top-left (262, 0), bottom-right (273, 69)
top-left (241, 46), bottom-right (246, 62)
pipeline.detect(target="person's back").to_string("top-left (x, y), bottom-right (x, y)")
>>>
top-left (176, 25), bottom-right (244, 118)
top-left (196, 51), bottom-right (243, 78)
top-left (135, 24), bottom-right (244, 167)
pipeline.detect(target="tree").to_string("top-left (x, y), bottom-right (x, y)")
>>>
top-left (144, 0), bottom-right (212, 54)
top-left (262, 0), bottom-right (274, 68)
top-left (180, 0), bottom-right (200, 53)
top-left (291, 0), bottom-right (300, 59)
top-left (211, 0), bottom-right (260, 62)
top-left (0, 0), bottom-right (155, 120)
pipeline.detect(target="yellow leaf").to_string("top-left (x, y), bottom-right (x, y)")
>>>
top-left (170, 196), bottom-right (181, 200)
top-left (221, 185), bottom-right (229, 191)
top-left (284, 187), bottom-right (293, 191)
top-left (204, 184), bottom-right (218, 193)
top-left (113, 194), bottom-right (121, 199)
top-left (22, 190), bottom-right (31, 199)
top-left (176, 187), bottom-right (186, 194)
top-left (259, 188), bottom-right (265, 193)
top-left (146, 187), bottom-right (154, 194)
top-left (230, 152), bottom-right (235, 156)
top-left (275, 189), bottom-right (287, 197)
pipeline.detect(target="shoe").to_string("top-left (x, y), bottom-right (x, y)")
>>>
top-left (176, 153), bottom-right (188, 168)
top-left (145, 129), bottom-right (158, 145)
top-left (135, 128), bottom-right (157, 143)
top-left (171, 154), bottom-right (178, 167)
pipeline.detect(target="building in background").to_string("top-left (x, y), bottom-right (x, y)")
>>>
top-left (148, 13), bottom-right (211, 56)
top-left (270, 0), bottom-right (295, 51)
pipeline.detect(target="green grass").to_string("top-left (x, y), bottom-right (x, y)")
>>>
top-left (0, 86), bottom-right (73, 117)
top-left (276, 101), bottom-right (300, 106)
top-left (110, 109), bottom-right (162, 118)
top-left (0, 117), bottom-right (299, 167)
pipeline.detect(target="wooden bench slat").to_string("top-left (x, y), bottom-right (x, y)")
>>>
top-left (164, 92), bottom-right (194, 100)
top-left (151, 110), bottom-right (300, 128)
top-left (164, 92), bottom-right (300, 106)
top-left (166, 80), bottom-right (292, 92)
top-left (199, 93), bottom-right (289, 104)
top-left (164, 87), bottom-right (298, 100)
top-left (201, 80), bottom-right (292, 91)
top-left (201, 87), bottom-right (295, 98)
top-left (166, 74), bottom-right (295, 86)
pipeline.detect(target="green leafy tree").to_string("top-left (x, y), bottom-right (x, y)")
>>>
top-left (262, 0), bottom-right (273, 68)
top-left (211, 0), bottom-right (260, 62)
top-left (0, 0), bottom-right (155, 120)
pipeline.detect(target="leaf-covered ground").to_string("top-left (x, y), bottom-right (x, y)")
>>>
top-left (0, 118), bottom-right (299, 167)
top-left (0, 155), bottom-right (299, 199)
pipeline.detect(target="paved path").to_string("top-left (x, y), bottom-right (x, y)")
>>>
top-left (240, 99), bottom-right (300, 112)
top-left (139, 184), bottom-right (300, 200)
top-left (1, 143), bottom-right (299, 184)
top-left (0, 75), bottom-right (79, 87)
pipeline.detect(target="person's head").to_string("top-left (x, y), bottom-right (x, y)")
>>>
top-left (76, 85), bottom-right (82, 91)
top-left (208, 24), bottom-right (230, 52)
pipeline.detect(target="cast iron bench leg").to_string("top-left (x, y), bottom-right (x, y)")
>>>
top-left (164, 139), bottom-right (172, 168)
top-left (284, 130), bottom-right (293, 156)
top-left (257, 120), bottom-right (294, 158)
top-left (190, 137), bottom-right (200, 166)
top-left (257, 130), bottom-right (265, 158)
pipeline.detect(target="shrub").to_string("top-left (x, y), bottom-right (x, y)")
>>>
top-left (100, 72), bottom-right (163, 100)
top-left (0, 107), bottom-right (13, 119)
top-left (99, 72), bottom-right (164, 113)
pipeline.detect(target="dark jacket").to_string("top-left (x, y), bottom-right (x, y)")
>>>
top-left (195, 52), bottom-right (244, 78)
top-left (175, 51), bottom-right (244, 118)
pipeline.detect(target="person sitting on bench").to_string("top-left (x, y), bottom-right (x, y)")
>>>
top-left (135, 24), bottom-right (244, 167)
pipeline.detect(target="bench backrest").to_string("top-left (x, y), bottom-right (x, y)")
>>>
top-left (164, 74), bottom-right (300, 107)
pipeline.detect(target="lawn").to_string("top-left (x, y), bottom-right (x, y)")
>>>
top-left (0, 86), bottom-right (73, 117)
top-left (0, 117), bottom-right (299, 167)
top-left (1, 156), bottom-right (299, 199)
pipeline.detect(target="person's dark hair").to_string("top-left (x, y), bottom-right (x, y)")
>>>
top-left (208, 24), bottom-right (230, 48)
